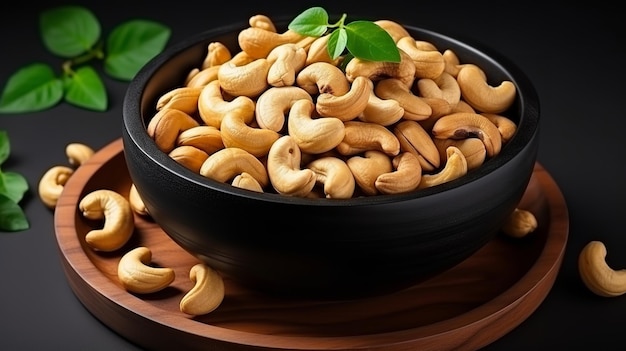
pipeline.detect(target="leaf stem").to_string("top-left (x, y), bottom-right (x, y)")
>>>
top-left (61, 41), bottom-right (105, 75)
top-left (327, 13), bottom-right (347, 29)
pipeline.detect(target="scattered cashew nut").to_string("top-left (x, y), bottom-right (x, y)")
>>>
top-left (38, 165), bottom-right (74, 209)
top-left (579, 241), bottom-right (626, 297)
top-left (180, 263), bottom-right (225, 315)
top-left (117, 246), bottom-right (175, 294)
top-left (65, 143), bottom-right (94, 167)
top-left (501, 208), bottom-right (537, 238)
top-left (79, 189), bottom-right (134, 252)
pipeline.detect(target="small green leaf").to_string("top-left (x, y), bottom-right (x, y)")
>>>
top-left (0, 63), bottom-right (64, 114)
top-left (1, 172), bottom-right (29, 203)
top-left (39, 5), bottom-right (101, 58)
top-left (327, 28), bottom-right (348, 60)
top-left (288, 6), bottom-right (329, 37)
top-left (64, 66), bottom-right (107, 111)
top-left (0, 130), bottom-right (8, 165)
top-left (344, 21), bottom-right (400, 62)
top-left (104, 19), bottom-right (171, 80)
top-left (0, 193), bottom-right (29, 232)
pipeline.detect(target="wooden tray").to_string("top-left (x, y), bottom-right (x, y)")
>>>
top-left (54, 138), bottom-right (569, 351)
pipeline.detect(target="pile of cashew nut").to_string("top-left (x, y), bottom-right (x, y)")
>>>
top-left (146, 15), bottom-right (520, 199)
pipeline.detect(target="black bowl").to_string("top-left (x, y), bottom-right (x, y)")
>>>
top-left (122, 19), bottom-right (540, 300)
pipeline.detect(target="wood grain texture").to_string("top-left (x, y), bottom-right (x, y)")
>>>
top-left (53, 138), bottom-right (569, 351)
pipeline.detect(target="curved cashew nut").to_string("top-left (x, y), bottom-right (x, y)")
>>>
top-left (180, 263), bottom-right (225, 315)
top-left (418, 146), bottom-right (468, 189)
top-left (481, 112), bottom-right (518, 143)
top-left (79, 189), bottom-right (134, 252)
top-left (217, 57), bottom-right (270, 98)
top-left (374, 20), bottom-right (411, 43)
top-left (169, 145), bottom-right (209, 173)
top-left (396, 36), bottom-right (445, 80)
top-left (176, 125), bottom-right (225, 155)
top-left (375, 78), bottom-right (432, 121)
top-left (431, 112), bottom-right (502, 157)
top-left (579, 241), bottom-right (626, 297)
top-left (238, 26), bottom-right (305, 59)
top-left (501, 208), bottom-right (537, 238)
top-left (442, 49), bottom-right (465, 77)
top-left (255, 86), bottom-right (313, 132)
top-left (201, 41), bottom-right (232, 70)
top-left (38, 165), bottom-right (74, 209)
top-left (315, 76), bottom-right (371, 121)
top-left (197, 80), bottom-right (256, 128)
top-left (433, 137), bottom-right (486, 170)
top-left (266, 43), bottom-right (307, 87)
top-left (267, 135), bottom-right (317, 197)
top-left (117, 246), bottom-right (175, 294)
top-left (65, 143), bottom-right (94, 167)
top-left (457, 64), bottom-right (516, 114)
top-left (249, 14), bottom-right (277, 32)
top-left (220, 107), bottom-right (280, 158)
top-left (345, 49), bottom-right (416, 87)
top-left (346, 150), bottom-right (393, 196)
top-left (147, 108), bottom-right (200, 153)
top-left (287, 99), bottom-right (346, 154)
top-left (186, 65), bottom-right (221, 88)
top-left (394, 120), bottom-right (440, 171)
top-left (337, 120), bottom-right (400, 156)
top-left (375, 152), bottom-right (422, 195)
top-left (200, 147), bottom-right (269, 187)
top-left (358, 83), bottom-right (405, 126)
top-left (416, 72), bottom-right (461, 108)
top-left (155, 86), bottom-right (203, 115)
top-left (296, 61), bottom-right (350, 96)
top-left (128, 183), bottom-right (149, 217)
top-left (306, 156), bottom-right (355, 199)
top-left (232, 172), bottom-right (264, 193)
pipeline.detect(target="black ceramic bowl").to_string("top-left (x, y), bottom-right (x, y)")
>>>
top-left (122, 19), bottom-right (539, 300)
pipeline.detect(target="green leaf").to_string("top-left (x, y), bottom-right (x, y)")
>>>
top-left (39, 5), bottom-right (101, 58)
top-left (0, 63), bottom-right (64, 114)
top-left (104, 19), bottom-right (171, 80)
top-left (64, 66), bottom-right (107, 111)
top-left (288, 6), bottom-right (329, 37)
top-left (0, 130), bottom-right (8, 165)
top-left (0, 193), bottom-right (29, 232)
top-left (344, 21), bottom-right (400, 62)
top-left (327, 28), bottom-right (348, 60)
top-left (1, 172), bottom-right (29, 203)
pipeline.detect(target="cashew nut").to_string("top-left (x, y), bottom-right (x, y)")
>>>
top-left (375, 152), bottom-right (422, 195)
top-left (481, 112), bottom-right (518, 143)
top-left (337, 120), bottom-right (400, 156)
top-left (180, 263), bottom-right (225, 315)
top-left (345, 49), bottom-right (416, 87)
top-left (374, 20), bottom-right (411, 43)
top-left (431, 112), bottom-right (502, 157)
top-left (220, 107), bottom-right (280, 158)
top-left (186, 65), bottom-right (221, 88)
top-left (217, 57), bottom-right (270, 98)
top-left (255, 86), bottom-right (313, 132)
top-left (232, 172), bottom-right (264, 193)
top-left (433, 137), bottom-right (486, 170)
top-left (78, 189), bottom-right (134, 252)
top-left (201, 41), bottom-right (232, 70)
top-left (65, 143), bottom-right (94, 167)
top-left (396, 36), bottom-right (445, 80)
top-left (416, 72), bottom-right (461, 108)
top-left (394, 120), bottom-right (440, 171)
top-left (457, 64), bottom-right (516, 114)
top-left (249, 14), bottom-right (277, 32)
top-left (128, 183), bottom-right (149, 217)
top-left (375, 78), bottom-right (432, 121)
top-left (176, 125), bottom-right (225, 155)
top-left (358, 85), bottom-right (405, 126)
top-left (169, 145), bottom-right (209, 173)
top-left (304, 34), bottom-right (340, 66)
top-left (38, 165), bottom-right (74, 209)
top-left (266, 43), bottom-right (307, 87)
top-left (147, 108), bottom-right (200, 153)
top-left (117, 246), bottom-right (175, 294)
top-left (287, 99), bottom-right (346, 154)
top-left (155, 86), bottom-right (203, 115)
top-left (238, 26), bottom-right (305, 59)
top-left (296, 61), bottom-right (350, 96)
top-left (346, 150), bottom-right (393, 196)
top-left (306, 156), bottom-right (355, 199)
top-left (579, 241), bottom-right (626, 297)
top-left (501, 207), bottom-right (537, 238)
top-left (267, 135), bottom-right (317, 197)
top-left (197, 80), bottom-right (256, 128)
top-left (200, 147), bottom-right (269, 188)
top-left (315, 76), bottom-right (372, 121)
top-left (418, 146), bottom-right (468, 189)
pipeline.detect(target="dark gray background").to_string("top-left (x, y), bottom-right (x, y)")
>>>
top-left (1, 1), bottom-right (625, 350)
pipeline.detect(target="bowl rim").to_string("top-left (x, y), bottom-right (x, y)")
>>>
top-left (123, 19), bottom-right (540, 207)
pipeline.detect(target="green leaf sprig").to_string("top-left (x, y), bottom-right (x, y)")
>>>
top-left (0, 130), bottom-right (29, 232)
top-left (288, 7), bottom-right (400, 63)
top-left (0, 6), bottom-right (171, 114)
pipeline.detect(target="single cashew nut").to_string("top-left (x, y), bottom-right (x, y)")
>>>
top-left (128, 183), bottom-right (149, 217)
top-left (433, 137), bottom-right (486, 170)
top-left (346, 150), bottom-right (393, 196)
top-left (169, 145), bottom-right (210, 173)
top-left (287, 99), bottom-right (345, 154)
top-left (186, 65), bottom-right (221, 88)
top-left (117, 246), bottom-right (175, 294)
top-left (217, 57), bottom-right (271, 98)
top-left (457, 64), bottom-right (516, 114)
top-left (232, 172), bottom-right (264, 193)
top-left (358, 84), bottom-right (405, 126)
top-left (197, 80), bottom-right (256, 129)
top-left (579, 241), bottom-right (626, 297)
top-left (155, 86), bottom-right (203, 115)
top-left (267, 135), bottom-right (317, 197)
top-left (180, 263), bottom-right (225, 315)
top-left (296, 61), bottom-right (350, 96)
top-left (501, 208), bottom-right (537, 238)
top-left (66, 143), bottom-right (94, 167)
top-left (345, 49), bottom-right (416, 87)
top-left (416, 72), bottom-right (461, 108)
top-left (418, 146), bottom-right (468, 189)
top-left (238, 27), bottom-right (305, 59)
top-left (306, 156), bottom-right (356, 199)
top-left (374, 20), bottom-right (411, 43)
top-left (38, 165), bottom-right (74, 209)
top-left (375, 78), bottom-right (432, 121)
top-left (201, 41), bottom-right (232, 70)
top-left (396, 36), bottom-right (445, 80)
top-left (481, 112), bottom-right (518, 143)
top-left (255, 86), bottom-right (313, 132)
top-left (337, 120), bottom-right (401, 156)
top-left (147, 108), bottom-right (200, 153)
top-left (431, 112), bottom-right (502, 157)
top-left (176, 125), bottom-right (225, 155)
top-left (249, 14), bottom-right (277, 32)
top-left (266, 43), bottom-right (307, 87)
top-left (304, 34), bottom-right (340, 66)
top-left (394, 120), bottom-right (440, 171)
top-left (315, 76), bottom-right (372, 121)
top-left (200, 147), bottom-right (269, 188)
top-left (220, 107), bottom-right (281, 158)
top-left (79, 189), bottom-right (134, 252)
top-left (375, 152), bottom-right (423, 195)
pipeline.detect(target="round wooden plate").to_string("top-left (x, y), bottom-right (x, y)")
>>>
top-left (54, 138), bottom-right (569, 351)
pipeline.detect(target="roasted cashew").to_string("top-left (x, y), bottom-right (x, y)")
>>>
top-left (197, 80), bottom-right (256, 128)
top-left (232, 172), bottom-right (264, 192)
top-left (481, 112), bottom-right (518, 143)
top-left (147, 108), bottom-right (200, 153)
top-left (396, 36), bottom-right (445, 80)
top-left (186, 65), bottom-right (220, 88)
top-left (249, 14), bottom-right (277, 32)
top-left (375, 78), bottom-right (432, 121)
top-left (457, 64), bottom-right (516, 114)
top-left (176, 125), bottom-right (225, 155)
top-left (155, 86), bottom-right (202, 115)
top-left (579, 241), bottom-right (626, 297)
top-left (65, 143), bottom-right (94, 167)
top-left (78, 189), bottom-right (134, 252)
top-left (375, 152), bottom-right (422, 195)
top-left (296, 61), bottom-right (350, 96)
top-left (358, 79), bottom-right (404, 126)
top-left (374, 20), bottom-right (411, 43)
top-left (180, 263), bottom-right (225, 315)
top-left (201, 41), bottom-right (232, 70)
top-left (266, 43), bottom-right (307, 87)
top-left (200, 147), bottom-right (269, 188)
top-left (169, 145), bottom-right (209, 173)
top-left (346, 150), bottom-right (393, 196)
top-left (38, 165), bottom-right (74, 209)
top-left (267, 135), bottom-right (317, 197)
top-left (433, 137), bottom-right (486, 170)
top-left (336, 120), bottom-right (401, 156)
top-left (501, 208), bottom-right (537, 238)
top-left (451, 99), bottom-right (476, 114)
top-left (287, 99), bottom-right (345, 154)
top-left (305, 34), bottom-right (340, 66)
top-left (315, 76), bottom-right (371, 121)
top-left (345, 49), bottom-right (416, 87)
top-left (220, 107), bottom-right (280, 158)
top-left (238, 26), bottom-right (305, 59)
top-left (418, 146), bottom-right (468, 189)
top-left (416, 72), bottom-right (461, 108)
top-left (117, 246), bottom-right (175, 294)
top-left (431, 112), bottom-right (502, 157)
top-left (442, 49), bottom-right (464, 77)
top-left (255, 86), bottom-right (313, 132)
top-left (306, 156), bottom-right (355, 199)
top-left (128, 183), bottom-right (149, 217)
top-left (394, 120), bottom-right (440, 171)
top-left (217, 57), bottom-right (270, 98)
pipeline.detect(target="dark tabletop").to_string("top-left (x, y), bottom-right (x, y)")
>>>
top-left (2, 1), bottom-right (625, 350)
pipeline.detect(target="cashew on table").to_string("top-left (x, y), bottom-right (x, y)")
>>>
top-left (579, 241), bottom-right (626, 297)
